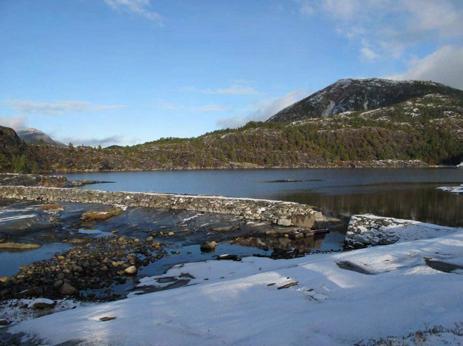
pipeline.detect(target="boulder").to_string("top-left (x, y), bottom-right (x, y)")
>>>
top-left (60, 282), bottom-right (77, 296)
top-left (200, 241), bottom-right (217, 252)
top-left (124, 266), bottom-right (137, 275)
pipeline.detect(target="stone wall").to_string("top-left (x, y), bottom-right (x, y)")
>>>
top-left (0, 186), bottom-right (323, 229)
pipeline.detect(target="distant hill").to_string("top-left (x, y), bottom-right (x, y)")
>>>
top-left (268, 78), bottom-right (463, 122)
top-left (17, 128), bottom-right (64, 147)
top-left (1, 78), bottom-right (463, 173)
top-left (0, 126), bottom-right (32, 172)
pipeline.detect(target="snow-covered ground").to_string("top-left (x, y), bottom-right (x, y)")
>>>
top-left (6, 220), bottom-right (463, 346)
top-left (438, 185), bottom-right (463, 194)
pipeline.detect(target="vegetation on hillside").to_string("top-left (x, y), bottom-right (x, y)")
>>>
top-left (1, 92), bottom-right (463, 173)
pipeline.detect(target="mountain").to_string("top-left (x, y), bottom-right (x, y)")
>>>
top-left (17, 128), bottom-right (64, 147)
top-left (2, 78), bottom-right (463, 173)
top-left (268, 78), bottom-right (463, 122)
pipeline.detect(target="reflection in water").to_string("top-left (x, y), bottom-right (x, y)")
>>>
top-left (67, 168), bottom-right (463, 227)
top-left (283, 184), bottom-right (463, 227)
top-left (0, 243), bottom-right (72, 276)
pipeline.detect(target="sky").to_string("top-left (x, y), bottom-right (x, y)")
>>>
top-left (1, 0), bottom-right (463, 146)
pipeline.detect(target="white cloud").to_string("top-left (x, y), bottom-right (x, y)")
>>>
top-left (299, 0), bottom-right (463, 60)
top-left (60, 135), bottom-right (125, 147)
top-left (360, 46), bottom-right (379, 61)
top-left (0, 116), bottom-right (27, 130)
top-left (217, 90), bottom-right (306, 128)
top-left (391, 46), bottom-right (463, 90)
top-left (198, 85), bottom-right (259, 96)
top-left (155, 100), bottom-right (227, 113)
top-left (6, 100), bottom-right (126, 115)
top-left (103, 0), bottom-right (162, 24)
top-left (297, 0), bottom-right (315, 16)
top-left (194, 104), bottom-right (227, 113)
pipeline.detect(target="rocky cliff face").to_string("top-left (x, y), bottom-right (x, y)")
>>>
top-left (267, 78), bottom-right (463, 122)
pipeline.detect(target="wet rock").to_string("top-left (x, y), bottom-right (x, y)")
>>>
top-left (217, 254), bottom-right (241, 261)
top-left (0, 242), bottom-right (41, 250)
top-left (0, 276), bottom-right (9, 284)
top-left (124, 266), bottom-right (137, 275)
top-left (40, 203), bottom-right (64, 213)
top-left (0, 319), bottom-right (10, 326)
top-left (200, 241), bottom-right (217, 252)
top-left (81, 208), bottom-right (123, 222)
top-left (60, 282), bottom-right (78, 295)
top-left (210, 224), bottom-right (239, 232)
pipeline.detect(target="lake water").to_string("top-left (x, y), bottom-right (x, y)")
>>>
top-left (67, 168), bottom-right (463, 227)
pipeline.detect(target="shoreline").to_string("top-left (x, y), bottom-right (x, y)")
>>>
top-left (24, 160), bottom-right (453, 174)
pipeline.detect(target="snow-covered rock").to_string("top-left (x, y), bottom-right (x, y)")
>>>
top-left (437, 185), bottom-right (463, 194)
top-left (8, 230), bottom-right (463, 346)
top-left (345, 214), bottom-right (458, 249)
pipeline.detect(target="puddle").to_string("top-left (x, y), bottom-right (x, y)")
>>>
top-left (0, 243), bottom-right (72, 276)
top-left (141, 243), bottom-right (271, 277)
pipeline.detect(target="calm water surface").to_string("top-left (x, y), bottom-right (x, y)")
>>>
top-left (67, 168), bottom-right (463, 226)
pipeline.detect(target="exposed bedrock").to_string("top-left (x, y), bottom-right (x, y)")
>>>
top-left (0, 186), bottom-right (324, 229)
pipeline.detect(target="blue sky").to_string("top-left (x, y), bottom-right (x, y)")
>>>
top-left (1, 0), bottom-right (462, 146)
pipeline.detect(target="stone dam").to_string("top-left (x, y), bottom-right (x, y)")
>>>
top-left (0, 186), bottom-right (323, 229)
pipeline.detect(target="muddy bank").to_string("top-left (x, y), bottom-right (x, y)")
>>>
top-left (0, 186), bottom-right (324, 228)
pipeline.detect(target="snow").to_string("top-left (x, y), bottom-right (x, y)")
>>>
top-left (0, 299), bottom-right (79, 325)
top-left (437, 185), bottom-right (463, 194)
top-left (8, 228), bottom-right (463, 345)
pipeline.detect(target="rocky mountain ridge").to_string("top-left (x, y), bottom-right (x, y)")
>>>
top-left (268, 78), bottom-right (463, 122)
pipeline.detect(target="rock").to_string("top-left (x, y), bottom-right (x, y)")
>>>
top-left (0, 242), bottom-right (41, 250)
top-left (29, 298), bottom-right (56, 310)
top-left (345, 215), bottom-right (401, 248)
top-left (210, 225), bottom-right (238, 232)
top-left (100, 316), bottom-right (117, 322)
top-left (124, 266), bottom-right (137, 275)
top-left (200, 241), bottom-right (217, 252)
top-left (0, 319), bottom-right (10, 326)
top-left (60, 282), bottom-right (77, 295)
top-left (0, 276), bottom-right (9, 284)
top-left (217, 254), bottom-right (241, 261)
top-left (40, 203), bottom-right (64, 212)
top-left (167, 232), bottom-right (175, 236)
top-left (277, 218), bottom-right (292, 227)
top-left (81, 208), bottom-right (123, 222)
top-left (277, 280), bottom-right (298, 289)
